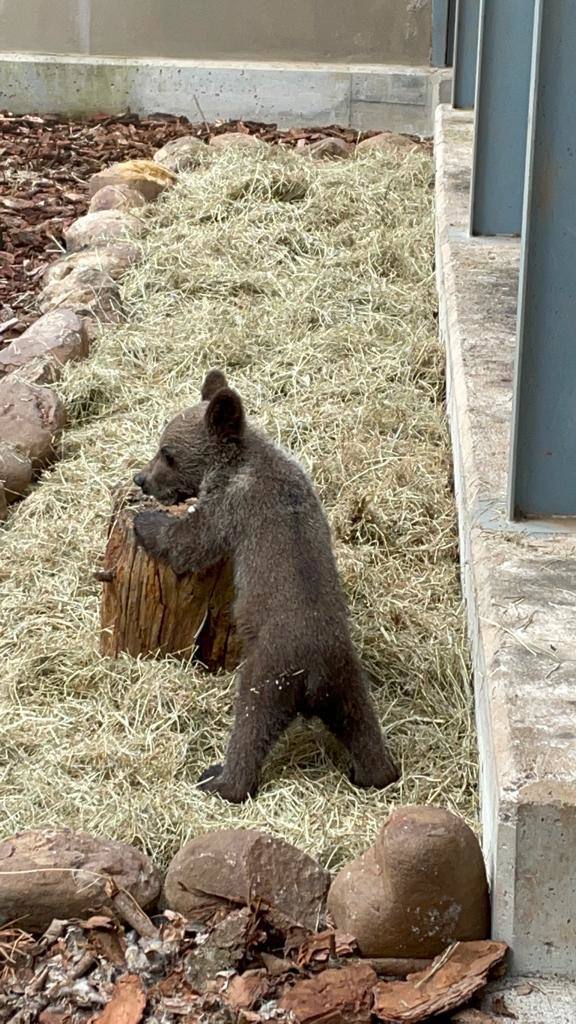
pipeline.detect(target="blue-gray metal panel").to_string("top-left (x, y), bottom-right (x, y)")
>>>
top-left (452, 0), bottom-right (480, 109)
top-left (509, 0), bottom-right (576, 518)
top-left (432, 0), bottom-right (450, 66)
top-left (470, 0), bottom-right (535, 236)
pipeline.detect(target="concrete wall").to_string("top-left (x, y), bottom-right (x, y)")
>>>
top-left (0, 0), bottom-right (432, 66)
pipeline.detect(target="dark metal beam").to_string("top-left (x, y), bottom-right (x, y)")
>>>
top-left (452, 0), bottom-right (480, 109)
top-left (509, 0), bottom-right (576, 517)
top-left (470, 0), bottom-right (535, 236)
top-left (432, 0), bottom-right (451, 66)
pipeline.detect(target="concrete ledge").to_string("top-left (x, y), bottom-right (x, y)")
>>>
top-left (435, 105), bottom-right (576, 978)
top-left (0, 53), bottom-right (451, 135)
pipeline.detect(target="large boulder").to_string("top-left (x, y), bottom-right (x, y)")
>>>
top-left (154, 136), bottom-right (208, 172)
top-left (163, 829), bottom-right (330, 930)
top-left (88, 159), bottom-right (177, 202)
top-left (89, 184), bottom-right (147, 213)
top-left (0, 443), bottom-right (34, 502)
top-left (65, 211), bottom-right (144, 253)
top-left (0, 309), bottom-right (89, 379)
top-left (43, 242), bottom-right (140, 288)
top-left (0, 829), bottom-right (161, 933)
top-left (327, 806), bottom-right (490, 958)
top-left (0, 376), bottom-right (66, 470)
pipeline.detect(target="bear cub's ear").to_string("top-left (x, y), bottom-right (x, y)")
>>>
top-left (201, 369), bottom-right (228, 401)
top-left (205, 388), bottom-right (245, 441)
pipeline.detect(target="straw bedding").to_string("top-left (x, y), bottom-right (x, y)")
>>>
top-left (0, 142), bottom-right (477, 870)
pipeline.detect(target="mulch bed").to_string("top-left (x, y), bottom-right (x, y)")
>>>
top-left (0, 112), bottom-right (376, 347)
top-left (0, 912), bottom-right (504, 1024)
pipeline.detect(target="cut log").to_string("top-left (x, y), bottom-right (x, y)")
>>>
top-left (98, 485), bottom-right (241, 672)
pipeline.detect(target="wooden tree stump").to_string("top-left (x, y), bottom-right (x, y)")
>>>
top-left (98, 485), bottom-right (241, 672)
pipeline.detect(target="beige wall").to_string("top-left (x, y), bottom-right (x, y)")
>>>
top-left (0, 0), bottom-right (432, 66)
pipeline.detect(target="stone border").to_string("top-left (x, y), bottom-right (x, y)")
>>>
top-left (0, 53), bottom-right (452, 138)
top-left (435, 104), bottom-right (576, 978)
top-left (0, 130), bottom-right (420, 518)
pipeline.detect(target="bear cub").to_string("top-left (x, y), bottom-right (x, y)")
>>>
top-left (133, 370), bottom-right (399, 803)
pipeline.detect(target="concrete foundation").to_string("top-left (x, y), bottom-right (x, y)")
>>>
top-left (0, 53), bottom-right (450, 135)
top-left (435, 105), bottom-right (576, 979)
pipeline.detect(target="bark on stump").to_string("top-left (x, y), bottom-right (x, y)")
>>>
top-left (98, 485), bottom-right (241, 672)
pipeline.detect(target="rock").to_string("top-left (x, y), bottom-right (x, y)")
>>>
top-left (327, 806), bottom-right (490, 958)
top-left (0, 828), bottom-right (161, 933)
top-left (209, 133), bottom-right (262, 151)
top-left (39, 267), bottom-right (121, 322)
top-left (307, 138), bottom-right (352, 160)
top-left (65, 211), bottom-right (144, 253)
top-left (163, 829), bottom-right (331, 930)
top-left (356, 132), bottom-right (419, 154)
top-left (0, 443), bottom-right (34, 502)
top-left (0, 309), bottom-right (90, 379)
top-left (89, 184), bottom-right (147, 213)
top-left (88, 159), bottom-right (177, 202)
top-left (0, 377), bottom-right (66, 470)
top-left (154, 136), bottom-right (208, 172)
top-left (43, 242), bottom-right (141, 288)
top-left (0, 483), bottom-right (7, 521)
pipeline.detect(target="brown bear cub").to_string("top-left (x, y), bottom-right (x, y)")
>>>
top-left (133, 370), bottom-right (399, 803)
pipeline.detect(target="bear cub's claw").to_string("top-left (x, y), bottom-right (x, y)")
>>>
top-left (197, 763), bottom-right (255, 803)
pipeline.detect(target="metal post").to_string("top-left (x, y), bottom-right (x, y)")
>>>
top-left (509, 0), bottom-right (576, 518)
top-left (432, 0), bottom-right (456, 67)
top-left (452, 0), bottom-right (480, 109)
top-left (469, 0), bottom-right (535, 236)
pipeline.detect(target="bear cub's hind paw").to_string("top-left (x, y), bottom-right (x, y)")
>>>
top-left (197, 763), bottom-right (257, 804)
top-left (350, 758), bottom-right (400, 790)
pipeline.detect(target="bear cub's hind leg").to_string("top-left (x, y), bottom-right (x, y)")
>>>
top-left (317, 684), bottom-right (399, 790)
top-left (197, 662), bottom-right (300, 803)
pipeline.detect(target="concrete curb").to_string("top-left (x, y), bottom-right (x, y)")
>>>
top-left (0, 53), bottom-right (451, 136)
top-left (435, 104), bottom-right (576, 978)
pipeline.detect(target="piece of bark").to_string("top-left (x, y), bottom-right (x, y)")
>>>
top-left (98, 485), bottom-right (241, 671)
top-left (372, 941), bottom-right (508, 1023)
top-left (279, 962), bottom-right (377, 1024)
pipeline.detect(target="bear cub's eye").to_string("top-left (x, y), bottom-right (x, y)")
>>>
top-left (160, 446), bottom-right (176, 468)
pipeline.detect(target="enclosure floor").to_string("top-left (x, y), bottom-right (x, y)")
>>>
top-left (0, 142), bottom-right (476, 870)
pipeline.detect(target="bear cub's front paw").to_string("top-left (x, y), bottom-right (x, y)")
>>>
top-left (133, 509), bottom-right (169, 554)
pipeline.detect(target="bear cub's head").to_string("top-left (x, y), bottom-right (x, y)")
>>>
top-left (133, 370), bottom-right (245, 505)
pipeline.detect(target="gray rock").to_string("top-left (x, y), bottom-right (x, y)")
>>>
top-left (209, 133), bottom-right (263, 151)
top-left (154, 136), bottom-right (209, 172)
top-left (307, 138), bottom-right (352, 160)
top-left (43, 243), bottom-right (141, 288)
top-left (39, 267), bottom-right (121, 322)
top-left (0, 376), bottom-right (66, 470)
top-left (65, 211), bottom-right (143, 253)
top-left (89, 184), bottom-right (147, 213)
top-left (0, 309), bottom-right (90, 379)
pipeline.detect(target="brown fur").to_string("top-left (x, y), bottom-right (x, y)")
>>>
top-left (133, 370), bottom-right (399, 802)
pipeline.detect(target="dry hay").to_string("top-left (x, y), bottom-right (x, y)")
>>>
top-left (0, 143), bottom-right (477, 870)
